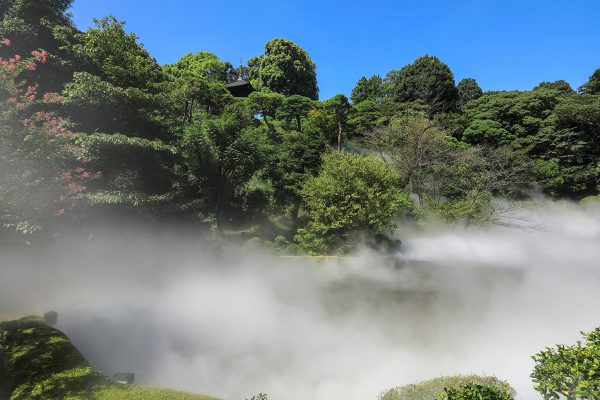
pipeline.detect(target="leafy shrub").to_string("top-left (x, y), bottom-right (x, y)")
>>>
top-left (379, 375), bottom-right (516, 400)
top-left (439, 382), bottom-right (513, 400)
top-left (531, 327), bottom-right (600, 400)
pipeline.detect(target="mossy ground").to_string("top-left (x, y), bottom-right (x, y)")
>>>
top-left (0, 316), bottom-right (217, 400)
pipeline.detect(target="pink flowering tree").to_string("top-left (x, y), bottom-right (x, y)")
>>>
top-left (0, 38), bottom-right (95, 238)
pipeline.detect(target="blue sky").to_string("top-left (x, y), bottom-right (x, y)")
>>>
top-left (70, 0), bottom-right (600, 100)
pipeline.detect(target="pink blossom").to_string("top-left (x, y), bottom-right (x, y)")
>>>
top-left (2, 38), bottom-right (11, 47)
top-left (31, 50), bottom-right (48, 63)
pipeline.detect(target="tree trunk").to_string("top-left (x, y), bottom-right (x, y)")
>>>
top-left (182, 100), bottom-right (189, 123)
top-left (189, 98), bottom-right (194, 123)
top-left (291, 199), bottom-right (301, 230)
top-left (296, 115), bottom-right (302, 131)
top-left (337, 122), bottom-right (343, 152)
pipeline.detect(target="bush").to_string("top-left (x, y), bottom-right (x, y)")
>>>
top-left (301, 152), bottom-right (412, 238)
top-left (439, 382), bottom-right (513, 400)
top-left (379, 375), bottom-right (516, 400)
top-left (531, 327), bottom-right (600, 400)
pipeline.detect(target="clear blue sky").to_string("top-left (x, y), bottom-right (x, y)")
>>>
top-left (70, 0), bottom-right (600, 100)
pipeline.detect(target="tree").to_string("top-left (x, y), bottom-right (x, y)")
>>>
top-left (246, 91), bottom-right (285, 135)
top-left (543, 94), bottom-right (600, 195)
top-left (71, 15), bottom-right (163, 90)
top-left (462, 89), bottom-right (564, 149)
top-left (351, 75), bottom-right (386, 104)
top-left (365, 111), bottom-right (452, 197)
top-left (0, 40), bottom-right (90, 238)
top-left (350, 99), bottom-right (381, 135)
top-left (182, 101), bottom-right (271, 229)
top-left (251, 38), bottom-right (318, 99)
top-left (0, 0), bottom-right (77, 92)
top-left (0, 0), bottom-right (74, 56)
top-left (456, 78), bottom-right (483, 108)
top-left (268, 123), bottom-right (328, 226)
top-left (366, 112), bottom-right (526, 223)
top-left (393, 55), bottom-right (458, 113)
top-left (579, 68), bottom-right (600, 95)
top-left (531, 327), bottom-right (600, 400)
top-left (324, 94), bottom-right (351, 151)
top-left (62, 72), bottom-right (174, 138)
top-left (163, 52), bottom-right (231, 122)
top-left (301, 152), bottom-right (412, 239)
top-left (534, 80), bottom-right (575, 95)
top-left (279, 94), bottom-right (314, 131)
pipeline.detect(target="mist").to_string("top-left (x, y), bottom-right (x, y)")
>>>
top-left (2, 199), bottom-right (600, 400)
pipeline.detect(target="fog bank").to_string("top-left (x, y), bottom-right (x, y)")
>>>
top-left (1, 200), bottom-right (600, 400)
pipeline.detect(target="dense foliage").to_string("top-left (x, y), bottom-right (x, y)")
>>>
top-left (531, 328), bottom-right (600, 400)
top-left (1, 3), bottom-right (599, 252)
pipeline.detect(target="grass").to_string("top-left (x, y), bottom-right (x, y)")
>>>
top-left (0, 316), bottom-right (218, 400)
top-left (92, 386), bottom-right (218, 400)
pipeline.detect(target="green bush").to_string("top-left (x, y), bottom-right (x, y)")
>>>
top-left (439, 382), bottom-right (513, 400)
top-left (531, 327), bottom-right (600, 400)
top-left (379, 375), bottom-right (516, 400)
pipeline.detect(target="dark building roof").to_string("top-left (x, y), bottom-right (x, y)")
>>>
top-left (226, 78), bottom-right (254, 97)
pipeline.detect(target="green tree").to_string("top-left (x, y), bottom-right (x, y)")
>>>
top-left (580, 68), bottom-right (600, 95)
top-left (163, 52), bottom-right (231, 122)
top-left (246, 91), bottom-right (285, 135)
top-left (456, 78), bottom-right (483, 108)
top-left (324, 94), bottom-right (351, 151)
top-left (351, 75), bottom-right (386, 104)
top-left (534, 80), bottom-right (575, 95)
top-left (0, 41), bottom-right (90, 239)
top-left (366, 112), bottom-right (526, 223)
top-left (393, 55), bottom-right (458, 113)
top-left (251, 38), bottom-right (318, 99)
top-left (349, 99), bottom-right (381, 135)
top-left (182, 102), bottom-right (271, 229)
top-left (462, 89), bottom-right (564, 150)
top-left (0, 0), bottom-right (77, 91)
top-left (365, 112), bottom-right (452, 197)
top-left (269, 124), bottom-right (328, 226)
top-left (71, 15), bottom-right (163, 90)
top-left (279, 94), bottom-right (314, 131)
top-left (301, 152), bottom-right (411, 239)
top-left (62, 72), bottom-right (174, 138)
top-left (543, 94), bottom-right (600, 195)
top-left (531, 327), bottom-right (600, 400)
top-left (0, 0), bottom-right (73, 52)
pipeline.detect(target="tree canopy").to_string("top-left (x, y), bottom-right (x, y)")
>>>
top-left (392, 55), bottom-right (458, 113)
top-left (250, 38), bottom-right (318, 100)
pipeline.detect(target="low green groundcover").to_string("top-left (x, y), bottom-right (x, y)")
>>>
top-left (0, 316), bottom-right (217, 400)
